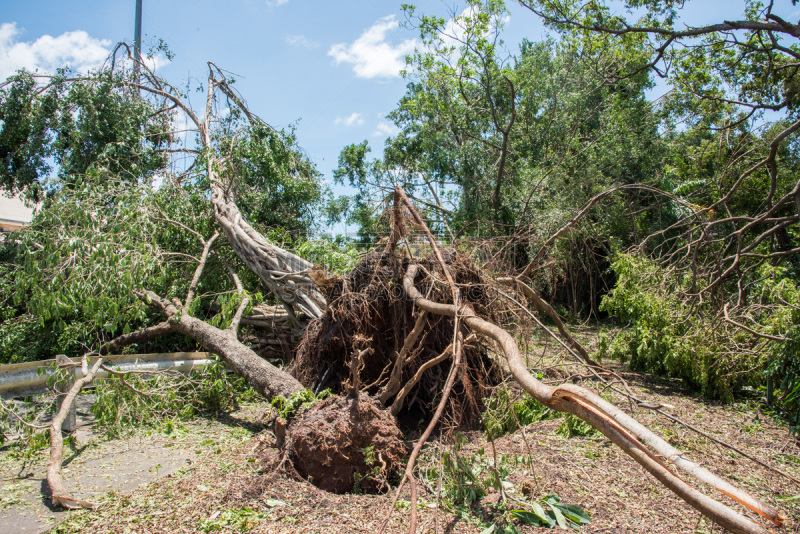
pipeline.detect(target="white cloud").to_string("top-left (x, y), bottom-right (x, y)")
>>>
top-left (335, 112), bottom-right (365, 127)
top-left (285, 34), bottom-right (320, 49)
top-left (266, 0), bottom-right (289, 6)
top-left (0, 22), bottom-right (111, 80)
top-left (373, 121), bottom-right (400, 137)
top-left (328, 15), bottom-right (417, 79)
top-left (141, 52), bottom-right (170, 72)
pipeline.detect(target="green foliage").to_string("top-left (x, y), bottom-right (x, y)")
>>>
top-left (0, 174), bottom-right (217, 363)
top-left (435, 434), bottom-right (510, 506)
top-left (483, 385), bottom-right (598, 440)
top-left (0, 68), bottom-right (171, 202)
top-left (327, 0), bottom-right (665, 317)
top-left (331, 140), bottom-right (393, 242)
top-left (352, 445), bottom-right (384, 493)
top-left (396, 1), bottom-right (660, 236)
top-left (0, 360), bottom-right (257, 456)
top-left (269, 388), bottom-right (331, 422)
top-left (482, 386), bottom-right (555, 439)
top-left (759, 265), bottom-right (800, 433)
top-left (0, 396), bottom-right (52, 452)
top-left (0, 71), bottom-right (60, 202)
top-left (556, 414), bottom-right (599, 438)
top-left (199, 507), bottom-right (267, 532)
top-left (600, 253), bottom-right (736, 399)
top-left (601, 254), bottom-right (800, 430)
top-left (295, 237), bottom-right (360, 274)
top-left (422, 433), bottom-right (591, 532)
top-left (0, 56), bottom-right (332, 364)
top-left (509, 495), bottom-right (590, 530)
top-left (90, 358), bottom-right (257, 437)
top-left (214, 121), bottom-right (325, 236)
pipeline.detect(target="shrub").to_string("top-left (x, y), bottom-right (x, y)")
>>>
top-left (601, 253), bottom-right (800, 430)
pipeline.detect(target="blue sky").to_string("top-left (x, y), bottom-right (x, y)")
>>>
top-left (1, 0), bottom-right (795, 231)
top-left (0, 2), bottom-right (546, 188)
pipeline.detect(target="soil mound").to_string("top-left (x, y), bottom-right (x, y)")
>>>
top-left (286, 393), bottom-right (408, 494)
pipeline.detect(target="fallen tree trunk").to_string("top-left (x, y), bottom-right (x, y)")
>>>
top-left (210, 186), bottom-right (326, 321)
top-left (46, 292), bottom-right (304, 511)
top-left (133, 61), bottom-right (327, 323)
top-left (403, 262), bottom-right (783, 534)
top-left (136, 290), bottom-right (304, 400)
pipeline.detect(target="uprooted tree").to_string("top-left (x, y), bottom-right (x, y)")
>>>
top-left (0, 12), bottom-right (794, 533)
top-left (336, 0), bottom-right (800, 425)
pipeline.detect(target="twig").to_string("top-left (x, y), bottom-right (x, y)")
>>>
top-left (185, 231), bottom-right (220, 312)
top-left (723, 303), bottom-right (788, 342)
top-left (378, 333), bottom-right (464, 534)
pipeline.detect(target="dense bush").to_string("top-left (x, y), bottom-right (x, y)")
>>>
top-left (600, 253), bottom-right (800, 431)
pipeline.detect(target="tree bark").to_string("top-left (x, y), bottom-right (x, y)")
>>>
top-left (137, 290), bottom-right (304, 400)
top-left (209, 185), bottom-right (326, 321)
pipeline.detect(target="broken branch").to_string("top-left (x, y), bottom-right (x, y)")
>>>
top-left (47, 355), bottom-right (103, 509)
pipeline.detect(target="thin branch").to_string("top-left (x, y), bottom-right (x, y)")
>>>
top-left (184, 231), bottom-right (220, 312)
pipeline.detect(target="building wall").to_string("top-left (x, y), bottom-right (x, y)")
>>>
top-left (0, 194), bottom-right (36, 232)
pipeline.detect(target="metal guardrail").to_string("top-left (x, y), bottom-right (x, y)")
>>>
top-left (0, 352), bottom-right (215, 399)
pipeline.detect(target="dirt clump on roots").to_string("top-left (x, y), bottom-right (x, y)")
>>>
top-left (293, 250), bottom-right (503, 430)
top-left (286, 393), bottom-right (408, 494)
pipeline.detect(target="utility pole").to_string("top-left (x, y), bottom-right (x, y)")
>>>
top-left (133, 0), bottom-right (142, 78)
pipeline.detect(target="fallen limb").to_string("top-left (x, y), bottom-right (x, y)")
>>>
top-left (47, 355), bottom-right (103, 509)
top-left (403, 262), bottom-right (784, 534)
top-left (497, 277), bottom-right (600, 367)
top-left (99, 321), bottom-right (176, 355)
top-left (136, 290), bottom-right (305, 400)
top-left (505, 288), bottom-right (800, 488)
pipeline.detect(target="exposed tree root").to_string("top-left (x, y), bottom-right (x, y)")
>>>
top-left (293, 251), bottom-right (502, 429)
top-left (285, 393), bottom-right (408, 494)
top-left (378, 332), bottom-right (464, 534)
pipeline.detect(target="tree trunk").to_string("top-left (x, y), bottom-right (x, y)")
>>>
top-left (210, 186), bottom-right (326, 321)
top-left (138, 290), bottom-right (304, 400)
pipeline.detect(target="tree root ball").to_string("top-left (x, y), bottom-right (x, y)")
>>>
top-left (287, 393), bottom-right (408, 494)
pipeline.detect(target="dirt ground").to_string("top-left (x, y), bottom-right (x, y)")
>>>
top-left (0, 395), bottom-right (259, 533)
top-left (3, 332), bottom-right (800, 534)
